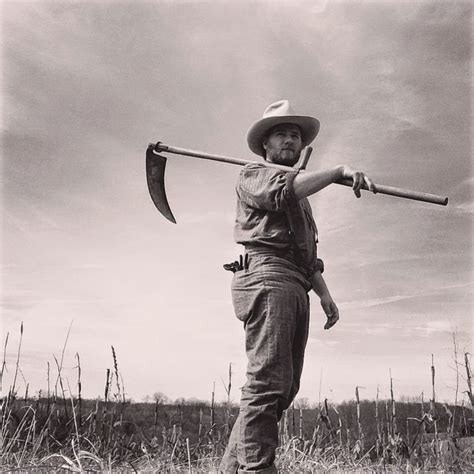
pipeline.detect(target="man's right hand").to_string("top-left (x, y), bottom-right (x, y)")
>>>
top-left (339, 165), bottom-right (377, 198)
top-left (320, 295), bottom-right (340, 330)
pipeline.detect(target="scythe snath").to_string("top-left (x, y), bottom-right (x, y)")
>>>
top-left (145, 141), bottom-right (448, 224)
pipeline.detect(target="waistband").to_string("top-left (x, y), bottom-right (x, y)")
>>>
top-left (244, 245), bottom-right (312, 292)
top-left (244, 244), bottom-right (297, 262)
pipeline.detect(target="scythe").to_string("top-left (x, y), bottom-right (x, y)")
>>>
top-left (145, 141), bottom-right (448, 224)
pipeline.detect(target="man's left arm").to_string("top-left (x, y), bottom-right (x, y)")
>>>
top-left (292, 165), bottom-right (376, 200)
top-left (311, 271), bottom-right (340, 330)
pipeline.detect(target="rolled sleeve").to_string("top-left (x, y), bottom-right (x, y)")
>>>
top-left (315, 258), bottom-right (324, 274)
top-left (236, 164), bottom-right (298, 211)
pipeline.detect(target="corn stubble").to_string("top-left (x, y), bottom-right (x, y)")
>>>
top-left (0, 323), bottom-right (473, 472)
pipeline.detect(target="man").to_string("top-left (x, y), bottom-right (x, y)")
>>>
top-left (220, 100), bottom-right (375, 473)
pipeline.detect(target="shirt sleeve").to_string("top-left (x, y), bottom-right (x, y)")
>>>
top-left (236, 164), bottom-right (298, 211)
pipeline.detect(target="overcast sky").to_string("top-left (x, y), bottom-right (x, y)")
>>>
top-left (2, 0), bottom-right (472, 405)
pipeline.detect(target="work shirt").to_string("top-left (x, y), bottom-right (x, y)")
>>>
top-left (234, 163), bottom-right (321, 279)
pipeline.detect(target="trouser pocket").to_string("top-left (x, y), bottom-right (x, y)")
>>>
top-left (231, 261), bottom-right (269, 325)
top-left (231, 272), bottom-right (256, 324)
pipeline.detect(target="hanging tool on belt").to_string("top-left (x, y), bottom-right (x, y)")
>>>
top-left (223, 254), bottom-right (250, 273)
top-left (145, 141), bottom-right (448, 224)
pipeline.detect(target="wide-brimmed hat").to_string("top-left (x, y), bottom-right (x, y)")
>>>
top-left (247, 100), bottom-right (320, 156)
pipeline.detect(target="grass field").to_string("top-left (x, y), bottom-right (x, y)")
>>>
top-left (1, 324), bottom-right (473, 472)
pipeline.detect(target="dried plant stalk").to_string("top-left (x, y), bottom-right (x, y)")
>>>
top-left (389, 369), bottom-right (396, 436)
top-left (75, 353), bottom-right (82, 428)
top-left (11, 322), bottom-right (24, 398)
top-left (0, 331), bottom-right (9, 393)
top-left (464, 352), bottom-right (473, 409)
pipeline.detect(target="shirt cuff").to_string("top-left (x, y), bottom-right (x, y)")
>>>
top-left (312, 258), bottom-right (324, 275)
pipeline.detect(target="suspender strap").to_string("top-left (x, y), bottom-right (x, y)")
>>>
top-left (284, 203), bottom-right (307, 274)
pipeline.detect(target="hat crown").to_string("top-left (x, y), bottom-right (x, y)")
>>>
top-left (247, 99), bottom-right (320, 156)
top-left (262, 99), bottom-right (295, 119)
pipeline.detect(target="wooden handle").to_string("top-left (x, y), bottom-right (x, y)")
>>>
top-left (337, 178), bottom-right (448, 206)
top-left (297, 146), bottom-right (313, 171)
top-left (151, 141), bottom-right (448, 206)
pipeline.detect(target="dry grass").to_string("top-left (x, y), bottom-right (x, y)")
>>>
top-left (0, 323), bottom-right (473, 472)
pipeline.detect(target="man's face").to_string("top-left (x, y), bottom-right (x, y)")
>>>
top-left (263, 123), bottom-right (303, 166)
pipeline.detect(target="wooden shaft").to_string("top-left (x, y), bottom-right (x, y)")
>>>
top-left (336, 179), bottom-right (448, 206)
top-left (297, 146), bottom-right (313, 170)
top-left (152, 142), bottom-right (448, 206)
top-left (154, 142), bottom-right (292, 170)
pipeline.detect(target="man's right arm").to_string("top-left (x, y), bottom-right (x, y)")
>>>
top-left (237, 164), bottom-right (297, 211)
top-left (292, 165), bottom-right (376, 200)
top-left (311, 270), bottom-right (339, 330)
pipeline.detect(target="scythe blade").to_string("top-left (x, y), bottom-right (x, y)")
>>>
top-left (145, 146), bottom-right (177, 224)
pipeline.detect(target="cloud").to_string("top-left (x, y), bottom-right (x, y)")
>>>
top-left (412, 320), bottom-right (453, 336)
top-left (2, 0), bottom-right (471, 402)
top-left (179, 210), bottom-right (235, 226)
top-left (447, 176), bottom-right (474, 214)
top-left (338, 282), bottom-right (471, 311)
top-left (453, 202), bottom-right (474, 215)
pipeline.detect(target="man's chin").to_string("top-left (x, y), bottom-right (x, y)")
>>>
top-left (275, 155), bottom-right (299, 167)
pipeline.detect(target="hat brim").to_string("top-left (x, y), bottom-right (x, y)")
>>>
top-left (247, 115), bottom-right (320, 157)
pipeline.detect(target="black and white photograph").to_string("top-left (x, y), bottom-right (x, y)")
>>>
top-left (2, 0), bottom-right (473, 471)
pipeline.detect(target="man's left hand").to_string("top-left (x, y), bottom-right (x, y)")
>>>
top-left (320, 296), bottom-right (340, 330)
top-left (340, 165), bottom-right (377, 198)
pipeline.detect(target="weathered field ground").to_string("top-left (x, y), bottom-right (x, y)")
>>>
top-left (1, 329), bottom-right (473, 472)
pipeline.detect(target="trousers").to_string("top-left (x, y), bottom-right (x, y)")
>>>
top-left (220, 251), bottom-right (311, 473)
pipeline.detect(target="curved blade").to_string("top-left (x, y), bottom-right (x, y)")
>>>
top-left (146, 146), bottom-right (176, 223)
